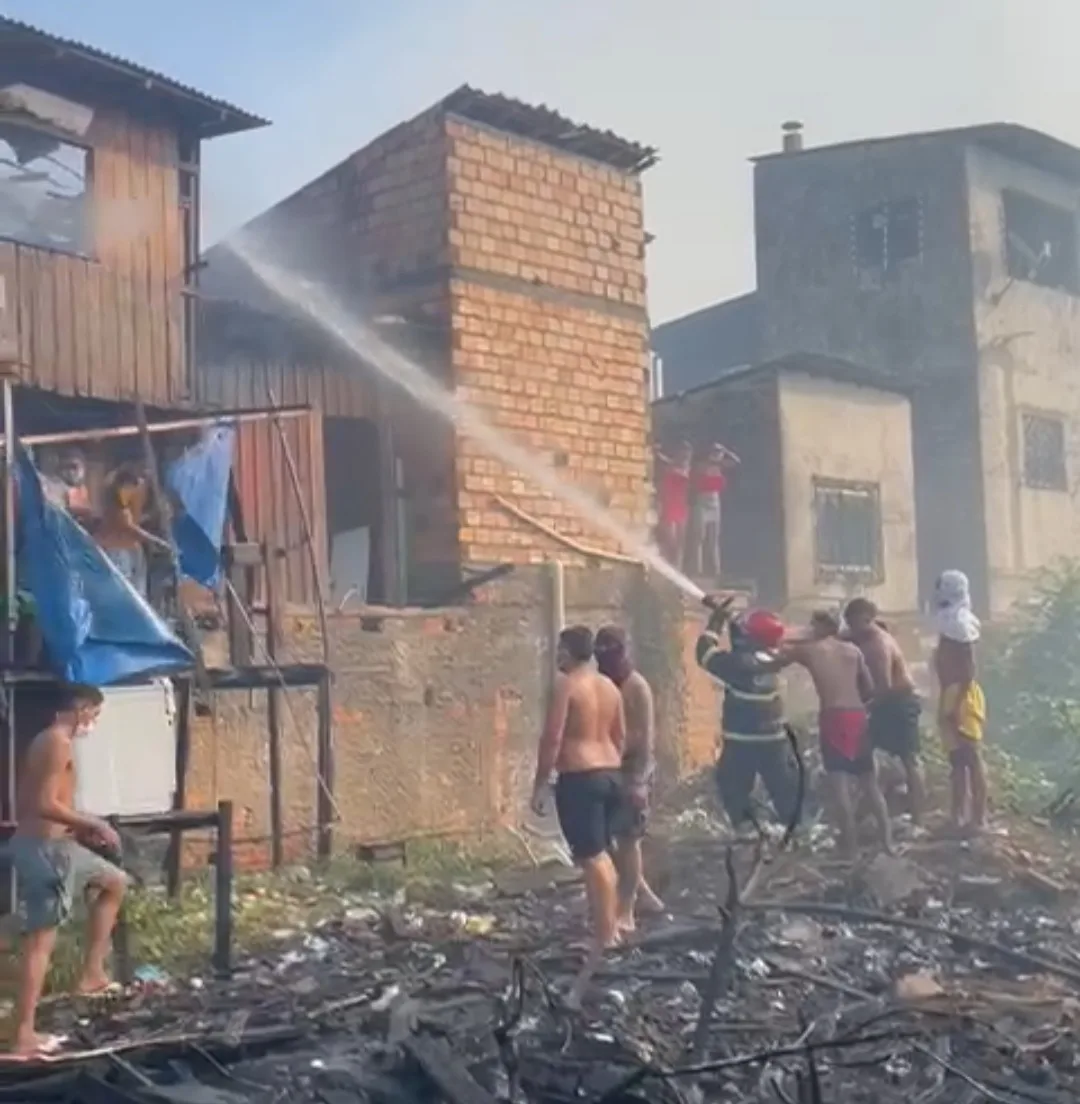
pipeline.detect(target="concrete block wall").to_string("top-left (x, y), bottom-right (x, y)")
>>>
top-left (185, 565), bottom-right (719, 861)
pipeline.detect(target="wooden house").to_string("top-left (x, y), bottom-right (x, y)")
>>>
top-left (0, 16), bottom-right (266, 407)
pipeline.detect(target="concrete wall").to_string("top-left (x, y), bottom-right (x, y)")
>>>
top-left (753, 139), bottom-right (988, 609)
top-left (186, 565), bottom-right (718, 864)
top-left (445, 116), bottom-right (653, 565)
top-left (966, 145), bottom-right (1080, 615)
top-left (776, 372), bottom-right (918, 614)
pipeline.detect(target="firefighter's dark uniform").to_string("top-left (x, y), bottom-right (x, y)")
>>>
top-left (697, 614), bottom-right (798, 827)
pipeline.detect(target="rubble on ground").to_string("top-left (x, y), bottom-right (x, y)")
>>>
top-left (5, 791), bottom-right (1080, 1102)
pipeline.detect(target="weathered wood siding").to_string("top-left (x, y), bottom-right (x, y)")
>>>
top-left (195, 298), bottom-right (376, 419)
top-left (231, 410), bottom-right (329, 610)
top-left (0, 107), bottom-right (185, 404)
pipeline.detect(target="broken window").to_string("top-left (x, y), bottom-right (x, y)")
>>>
top-left (853, 197), bottom-right (922, 272)
top-left (1022, 412), bottom-right (1068, 491)
top-left (0, 120), bottom-right (89, 255)
top-left (1003, 190), bottom-right (1079, 295)
top-left (813, 479), bottom-right (882, 578)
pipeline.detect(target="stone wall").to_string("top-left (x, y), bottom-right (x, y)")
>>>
top-left (185, 565), bottom-right (718, 865)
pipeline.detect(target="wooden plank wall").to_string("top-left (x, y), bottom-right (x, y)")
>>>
top-left (231, 410), bottom-right (329, 610)
top-left (1, 107), bottom-right (184, 404)
top-left (194, 300), bottom-right (376, 419)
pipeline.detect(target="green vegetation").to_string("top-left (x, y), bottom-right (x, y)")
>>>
top-left (0, 833), bottom-right (523, 999)
top-left (979, 560), bottom-right (1080, 816)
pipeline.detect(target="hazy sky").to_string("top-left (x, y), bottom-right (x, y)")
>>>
top-left (4, 1), bottom-right (1077, 321)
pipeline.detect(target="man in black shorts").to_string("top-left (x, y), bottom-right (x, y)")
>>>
top-left (844, 598), bottom-right (926, 825)
top-left (531, 625), bottom-right (629, 955)
top-left (594, 626), bottom-right (665, 932)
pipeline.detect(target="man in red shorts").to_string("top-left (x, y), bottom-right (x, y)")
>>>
top-left (783, 610), bottom-right (892, 857)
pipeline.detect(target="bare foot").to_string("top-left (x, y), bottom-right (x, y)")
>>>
top-left (11, 1031), bottom-right (64, 1057)
top-left (615, 913), bottom-right (636, 936)
top-left (74, 972), bottom-right (116, 997)
top-left (637, 889), bottom-right (666, 915)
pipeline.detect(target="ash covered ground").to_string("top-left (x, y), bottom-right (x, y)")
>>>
top-left (6, 777), bottom-right (1080, 1104)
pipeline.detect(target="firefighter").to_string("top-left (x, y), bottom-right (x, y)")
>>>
top-left (697, 596), bottom-right (799, 831)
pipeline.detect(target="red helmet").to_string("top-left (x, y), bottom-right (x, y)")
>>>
top-left (739, 609), bottom-right (785, 649)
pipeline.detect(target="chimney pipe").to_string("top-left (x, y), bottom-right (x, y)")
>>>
top-left (781, 120), bottom-right (804, 153)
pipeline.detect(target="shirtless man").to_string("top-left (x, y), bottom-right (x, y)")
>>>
top-left (593, 626), bottom-right (665, 932)
top-left (531, 625), bottom-right (627, 962)
top-left (783, 611), bottom-right (892, 857)
top-left (844, 598), bottom-right (926, 826)
top-left (7, 684), bottom-right (126, 1056)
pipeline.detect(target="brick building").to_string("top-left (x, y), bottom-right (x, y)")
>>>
top-left (201, 87), bottom-right (658, 604)
top-left (189, 90), bottom-right (723, 858)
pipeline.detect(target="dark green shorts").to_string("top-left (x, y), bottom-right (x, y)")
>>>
top-left (7, 836), bottom-right (125, 932)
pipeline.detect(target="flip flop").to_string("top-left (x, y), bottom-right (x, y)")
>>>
top-left (2, 1034), bottom-right (68, 1062)
top-left (75, 982), bottom-right (123, 1001)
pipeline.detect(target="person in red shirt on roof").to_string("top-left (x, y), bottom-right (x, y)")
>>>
top-left (690, 442), bottom-right (740, 578)
top-left (655, 441), bottom-right (691, 569)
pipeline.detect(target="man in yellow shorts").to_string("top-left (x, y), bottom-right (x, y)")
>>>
top-left (933, 570), bottom-right (987, 834)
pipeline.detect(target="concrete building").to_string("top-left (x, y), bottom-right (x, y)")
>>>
top-left (653, 354), bottom-right (917, 613)
top-left (656, 122), bottom-right (1080, 616)
top-left (203, 87), bottom-right (657, 605)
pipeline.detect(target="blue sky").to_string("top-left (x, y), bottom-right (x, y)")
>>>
top-left (2, 1), bottom-right (1075, 321)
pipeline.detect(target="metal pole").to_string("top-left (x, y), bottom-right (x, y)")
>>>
top-left (213, 799), bottom-right (233, 977)
top-left (3, 378), bottom-right (16, 917)
top-left (21, 405), bottom-right (309, 448)
top-left (547, 559), bottom-right (565, 691)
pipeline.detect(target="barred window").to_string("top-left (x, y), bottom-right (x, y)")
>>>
top-left (1022, 413), bottom-right (1068, 491)
top-left (813, 480), bottom-right (882, 578)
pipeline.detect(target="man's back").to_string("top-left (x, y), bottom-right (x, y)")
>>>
top-left (854, 625), bottom-right (915, 696)
top-left (558, 669), bottom-right (623, 774)
top-left (798, 637), bottom-right (867, 711)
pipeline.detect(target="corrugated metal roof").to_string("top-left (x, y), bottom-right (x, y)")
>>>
top-left (753, 123), bottom-right (1080, 185)
top-left (0, 15), bottom-right (268, 137)
top-left (441, 85), bottom-right (658, 174)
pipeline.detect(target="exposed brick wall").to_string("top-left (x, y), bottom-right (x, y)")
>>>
top-left (214, 104), bottom-right (655, 585)
top-left (238, 106), bottom-right (449, 296)
top-left (452, 282), bottom-right (651, 563)
top-left (186, 566), bottom-right (716, 859)
top-left (445, 117), bottom-right (647, 308)
top-left (445, 117), bottom-right (652, 565)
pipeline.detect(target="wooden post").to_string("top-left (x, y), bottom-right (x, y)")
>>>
top-left (2, 364), bottom-right (18, 917)
top-left (165, 677), bottom-right (192, 898)
top-left (224, 476), bottom-right (256, 667)
top-left (375, 383), bottom-right (404, 605)
top-left (316, 670), bottom-right (333, 860)
top-left (213, 800), bottom-right (233, 978)
top-left (263, 542), bottom-right (284, 869)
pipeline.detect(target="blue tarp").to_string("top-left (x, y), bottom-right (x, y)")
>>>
top-left (165, 423), bottom-right (236, 588)
top-left (14, 449), bottom-right (192, 686)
